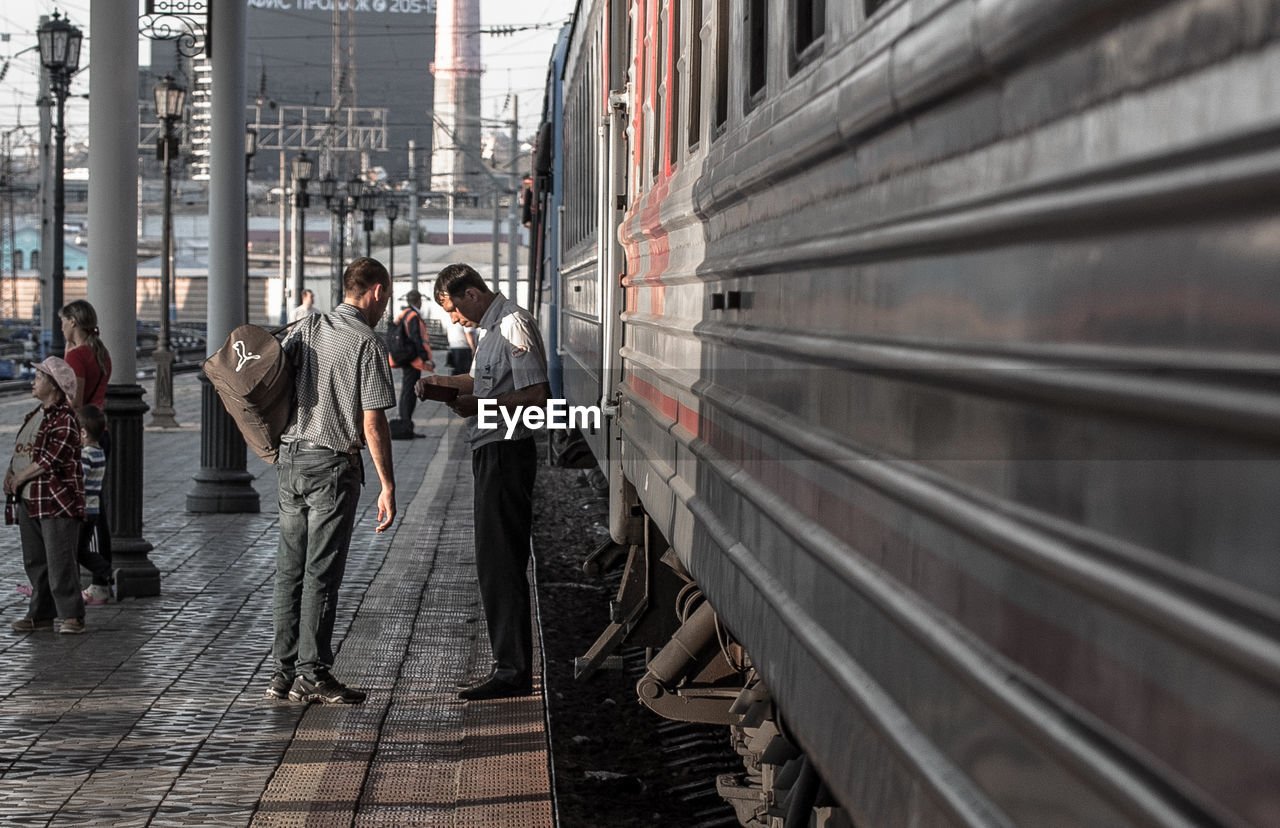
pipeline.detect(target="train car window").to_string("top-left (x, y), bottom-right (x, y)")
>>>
top-left (611, 0), bottom-right (629, 91)
top-left (865, 0), bottom-right (891, 15)
top-left (688, 0), bottom-right (703, 149)
top-left (654, 2), bottom-right (665, 181)
top-left (793, 0), bottom-right (825, 68)
top-left (713, 0), bottom-right (729, 132)
top-left (746, 0), bottom-right (767, 103)
top-left (670, 0), bottom-right (682, 168)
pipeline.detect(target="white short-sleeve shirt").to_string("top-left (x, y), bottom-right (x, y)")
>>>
top-left (467, 293), bottom-right (549, 449)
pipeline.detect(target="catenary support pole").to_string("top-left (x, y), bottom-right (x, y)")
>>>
top-left (409, 140), bottom-right (419, 293)
top-left (507, 95), bottom-right (519, 300)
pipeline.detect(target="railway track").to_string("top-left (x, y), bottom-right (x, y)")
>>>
top-left (0, 348), bottom-right (206, 395)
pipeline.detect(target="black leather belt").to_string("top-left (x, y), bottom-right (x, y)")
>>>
top-left (286, 439), bottom-right (355, 455)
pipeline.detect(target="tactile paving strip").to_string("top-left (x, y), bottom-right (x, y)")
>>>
top-left (254, 422), bottom-right (554, 828)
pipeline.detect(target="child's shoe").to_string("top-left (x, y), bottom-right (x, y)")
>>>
top-left (16, 584), bottom-right (32, 597)
top-left (82, 584), bottom-right (111, 605)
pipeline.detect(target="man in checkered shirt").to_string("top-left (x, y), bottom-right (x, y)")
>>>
top-left (266, 257), bottom-right (397, 706)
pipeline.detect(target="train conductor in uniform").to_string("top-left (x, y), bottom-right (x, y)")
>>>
top-left (416, 263), bottom-right (549, 700)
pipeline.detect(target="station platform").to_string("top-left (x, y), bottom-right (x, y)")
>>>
top-left (0, 372), bottom-right (555, 827)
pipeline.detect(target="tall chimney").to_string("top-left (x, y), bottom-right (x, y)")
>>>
top-left (431, 0), bottom-right (483, 199)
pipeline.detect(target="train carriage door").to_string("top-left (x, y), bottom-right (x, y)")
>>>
top-left (600, 0), bottom-right (642, 546)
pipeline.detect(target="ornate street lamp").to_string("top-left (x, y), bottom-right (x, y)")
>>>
top-left (320, 175), bottom-right (365, 300)
top-left (347, 174), bottom-right (365, 202)
top-left (290, 151), bottom-right (314, 314)
top-left (150, 73), bottom-right (185, 429)
top-left (37, 11), bottom-right (83, 355)
top-left (385, 195), bottom-right (400, 282)
top-left (359, 189), bottom-right (381, 258)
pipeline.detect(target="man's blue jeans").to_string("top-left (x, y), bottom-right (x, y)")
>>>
top-left (272, 443), bottom-right (362, 681)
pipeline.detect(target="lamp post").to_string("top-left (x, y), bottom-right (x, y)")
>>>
top-left (245, 127), bottom-right (257, 321)
top-left (37, 11), bottom-right (82, 355)
top-left (359, 190), bottom-right (380, 258)
top-left (318, 175), bottom-right (340, 293)
top-left (346, 176), bottom-right (364, 270)
top-left (385, 195), bottom-right (399, 282)
top-left (150, 73), bottom-right (185, 429)
top-left (290, 151), bottom-right (313, 316)
top-left (320, 175), bottom-right (364, 301)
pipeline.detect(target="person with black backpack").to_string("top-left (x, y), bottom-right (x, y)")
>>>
top-left (386, 290), bottom-right (434, 439)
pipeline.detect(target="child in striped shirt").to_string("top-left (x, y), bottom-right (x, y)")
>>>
top-left (77, 406), bottom-right (112, 605)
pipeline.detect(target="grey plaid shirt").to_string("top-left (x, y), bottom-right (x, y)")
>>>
top-left (281, 303), bottom-right (396, 454)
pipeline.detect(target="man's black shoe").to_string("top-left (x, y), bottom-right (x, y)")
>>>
top-left (289, 672), bottom-right (367, 704)
top-left (458, 674), bottom-right (533, 701)
top-left (265, 671), bottom-right (293, 700)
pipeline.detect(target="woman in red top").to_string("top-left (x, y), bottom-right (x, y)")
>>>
top-left (60, 300), bottom-right (112, 409)
top-left (60, 300), bottom-right (114, 592)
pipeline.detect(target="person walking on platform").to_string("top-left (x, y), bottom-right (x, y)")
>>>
top-left (416, 263), bottom-right (549, 701)
top-left (289, 289), bottom-right (322, 322)
top-left (446, 317), bottom-right (477, 376)
top-left (388, 290), bottom-right (434, 440)
top-left (6, 358), bottom-right (86, 634)
top-left (267, 257), bottom-right (398, 705)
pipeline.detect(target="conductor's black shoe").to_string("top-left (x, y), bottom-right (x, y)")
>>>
top-left (289, 672), bottom-right (367, 704)
top-left (265, 671), bottom-right (293, 699)
top-left (458, 674), bottom-right (533, 701)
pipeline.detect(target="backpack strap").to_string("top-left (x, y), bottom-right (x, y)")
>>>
top-left (269, 319), bottom-right (304, 337)
top-left (405, 307), bottom-right (432, 358)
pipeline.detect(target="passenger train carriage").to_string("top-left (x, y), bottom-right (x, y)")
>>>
top-left (529, 0), bottom-right (1280, 824)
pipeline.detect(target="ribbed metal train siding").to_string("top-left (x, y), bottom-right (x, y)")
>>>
top-left (558, 0), bottom-right (609, 469)
top-left (615, 0), bottom-right (1280, 825)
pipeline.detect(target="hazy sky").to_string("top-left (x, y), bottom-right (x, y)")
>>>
top-left (0, 0), bottom-right (575, 152)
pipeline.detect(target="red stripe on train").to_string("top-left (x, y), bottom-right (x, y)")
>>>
top-left (628, 374), bottom-right (701, 435)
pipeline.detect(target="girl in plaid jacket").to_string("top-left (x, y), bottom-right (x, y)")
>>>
top-left (6, 357), bottom-right (86, 635)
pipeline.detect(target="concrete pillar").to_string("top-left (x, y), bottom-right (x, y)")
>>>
top-left (88, 2), bottom-right (158, 598)
top-left (187, 0), bottom-right (259, 513)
